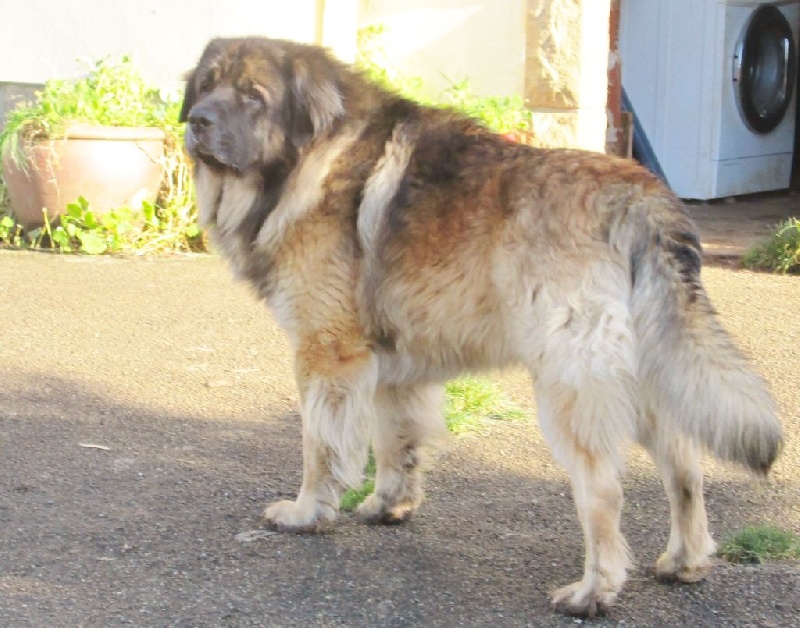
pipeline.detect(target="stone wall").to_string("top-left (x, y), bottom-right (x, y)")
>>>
top-left (524, 0), bottom-right (611, 152)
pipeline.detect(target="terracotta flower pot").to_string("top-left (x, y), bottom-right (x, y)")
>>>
top-left (1, 125), bottom-right (165, 230)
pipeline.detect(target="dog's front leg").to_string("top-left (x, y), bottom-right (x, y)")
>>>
top-left (263, 339), bottom-right (377, 532)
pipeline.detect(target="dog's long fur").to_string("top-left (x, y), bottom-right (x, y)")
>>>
top-left (180, 37), bottom-right (782, 616)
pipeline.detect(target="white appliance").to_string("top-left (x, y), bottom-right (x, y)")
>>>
top-left (620, 0), bottom-right (799, 199)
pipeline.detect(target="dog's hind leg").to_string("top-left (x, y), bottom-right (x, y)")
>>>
top-left (528, 284), bottom-right (638, 616)
top-left (262, 342), bottom-right (378, 532)
top-left (537, 387), bottom-right (634, 616)
top-left (357, 383), bottom-right (447, 524)
top-left (638, 418), bottom-right (716, 582)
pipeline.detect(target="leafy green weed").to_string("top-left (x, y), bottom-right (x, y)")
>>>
top-left (717, 525), bottom-right (800, 564)
top-left (743, 218), bottom-right (800, 274)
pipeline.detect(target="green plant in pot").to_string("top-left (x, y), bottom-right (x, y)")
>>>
top-left (0, 56), bottom-right (168, 232)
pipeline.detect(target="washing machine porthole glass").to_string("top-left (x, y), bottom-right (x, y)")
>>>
top-left (734, 5), bottom-right (797, 135)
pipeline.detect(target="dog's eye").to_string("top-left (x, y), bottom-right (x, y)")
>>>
top-left (198, 74), bottom-right (215, 95)
top-left (240, 84), bottom-right (264, 103)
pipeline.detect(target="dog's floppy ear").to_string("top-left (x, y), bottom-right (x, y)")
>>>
top-left (291, 56), bottom-right (345, 137)
top-left (178, 69), bottom-right (197, 124)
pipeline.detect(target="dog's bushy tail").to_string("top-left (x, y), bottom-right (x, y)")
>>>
top-left (616, 191), bottom-right (782, 474)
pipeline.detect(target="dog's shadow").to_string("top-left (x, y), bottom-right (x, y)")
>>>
top-left (1, 373), bottom-right (795, 626)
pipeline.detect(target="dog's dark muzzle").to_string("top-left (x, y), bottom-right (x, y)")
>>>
top-left (185, 102), bottom-right (217, 152)
top-left (185, 102), bottom-right (235, 171)
top-left (187, 102), bottom-right (217, 140)
top-left (183, 89), bottom-right (263, 174)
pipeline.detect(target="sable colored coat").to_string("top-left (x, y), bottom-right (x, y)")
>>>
top-left (180, 37), bottom-right (782, 617)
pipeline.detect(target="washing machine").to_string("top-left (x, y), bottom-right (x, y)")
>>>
top-left (619, 0), bottom-right (799, 199)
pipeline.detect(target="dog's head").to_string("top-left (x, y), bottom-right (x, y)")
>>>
top-left (180, 38), bottom-right (348, 173)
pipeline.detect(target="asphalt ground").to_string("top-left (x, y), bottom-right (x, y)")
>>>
top-left (0, 249), bottom-right (798, 626)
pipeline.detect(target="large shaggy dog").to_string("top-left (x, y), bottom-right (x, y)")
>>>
top-left (180, 37), bottom-right (782, 616)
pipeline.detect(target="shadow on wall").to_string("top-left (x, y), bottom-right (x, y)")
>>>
top-left (359, 0), bottom-right (525, 98)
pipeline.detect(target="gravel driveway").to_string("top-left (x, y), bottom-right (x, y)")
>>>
top-left (0, 251), bottom-right (798, 626)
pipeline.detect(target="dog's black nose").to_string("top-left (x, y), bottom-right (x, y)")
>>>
top-left (188, 112), bottom-right (214, 130)
top-left (187, 102), bottom-right (218, 132)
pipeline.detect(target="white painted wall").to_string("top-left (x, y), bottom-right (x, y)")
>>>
top-left (0, 0), bottom-right (357, 88)
top-left (1, 0), bottom-right (527, 97)
top-left (0, 0), bottom-right (608, 151)
top-left (358, 0), bottom-right (527, 97)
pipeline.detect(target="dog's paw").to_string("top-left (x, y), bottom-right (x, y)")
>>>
top-left (261, 499), bottom-right (334, 533)
top-left (355, 494), bottom-right (414, 525)
top-left (551, 580), bottom-right (618, 617)
top-left (655, 552), bottom-right (713, 583)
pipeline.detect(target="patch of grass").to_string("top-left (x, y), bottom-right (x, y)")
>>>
top-left (444, 376), bottom-right (526, 435)
top-left (340, 377), bottom-right (526, 510)
top-left (742, 218), bottom-right (800, 274)
top-left (340, 452), bottom-right (376, 512)
top-left (340, 478), bottom-right (376, 512)
top-left (717, 525), bottom-right (800, 564)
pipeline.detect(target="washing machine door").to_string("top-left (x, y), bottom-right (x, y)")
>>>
top-left (733, 4), bottom-right (797, 134)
